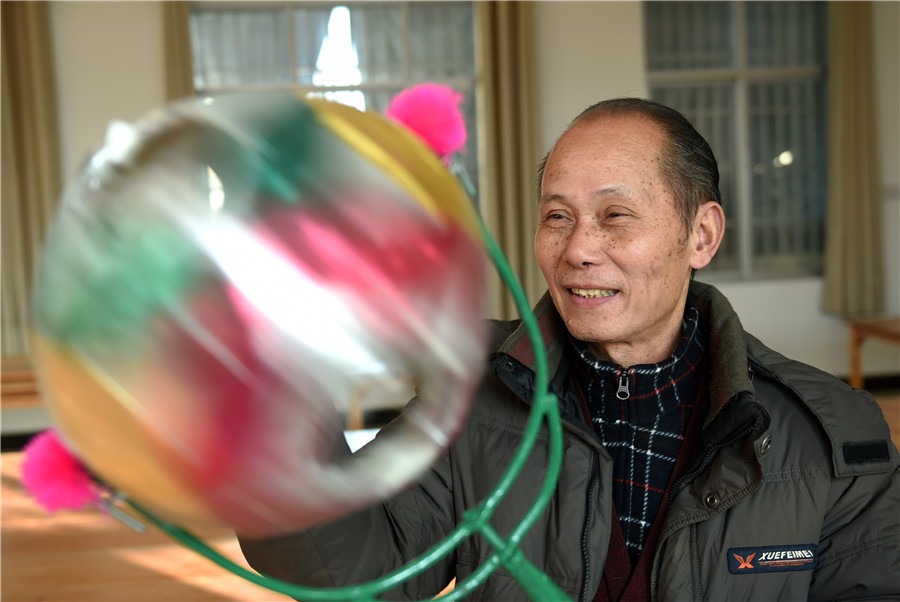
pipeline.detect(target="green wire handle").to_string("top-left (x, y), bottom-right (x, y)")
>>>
top-left (125, 214), bottom-right (571, 602)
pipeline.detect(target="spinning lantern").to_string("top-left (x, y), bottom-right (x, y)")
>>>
top-left (31, 90), bottom-right (487, 535)
top-left (26, 88), bottom-right (568, 600)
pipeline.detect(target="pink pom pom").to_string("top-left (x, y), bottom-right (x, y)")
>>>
top-left (21, 429), bottom-right (100, 512)
top-left (385, 84), bottom-right (467, 159)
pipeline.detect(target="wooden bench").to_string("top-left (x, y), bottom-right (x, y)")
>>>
top-left (846, 316), bottom-right (900, 389)
top-left (1, 355), bottom-right (41, 410)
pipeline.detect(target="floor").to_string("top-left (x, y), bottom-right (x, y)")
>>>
top-left (1, 451), bottom-right (289, 602)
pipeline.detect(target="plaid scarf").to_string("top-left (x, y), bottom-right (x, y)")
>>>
top-left (570, 297), bottom-right (707, 565)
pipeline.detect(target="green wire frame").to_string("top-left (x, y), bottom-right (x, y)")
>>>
top-left (125, 215), bottom-right (572, 602)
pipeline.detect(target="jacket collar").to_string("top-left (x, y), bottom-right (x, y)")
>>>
top-left (497, 291), bottom-right (568, 376)
top-left (494, 281), bottom-right (757, 430)
top-left (687, 280), bottom-right (756, 426)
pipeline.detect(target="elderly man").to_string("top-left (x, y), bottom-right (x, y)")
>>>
top-left (239, 98), bottom-right (899, 601)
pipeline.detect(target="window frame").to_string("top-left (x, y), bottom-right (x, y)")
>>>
top-left (188, 0), bottom-right (481, 197)
top-left (646, 1), bottom-right (827, 281)
top-left (190, 1), bottom-right (478, 97)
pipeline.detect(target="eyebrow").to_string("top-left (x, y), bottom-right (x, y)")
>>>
top-left (592, 185), bottom-right (629, 198)
top-left (539, 185), bottom-right (631, 204)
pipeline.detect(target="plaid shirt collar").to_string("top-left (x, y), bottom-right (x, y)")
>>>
top-left (567, 297), bottom-right (703, 425)
top-left (497, 281), bottom-right (754, 427)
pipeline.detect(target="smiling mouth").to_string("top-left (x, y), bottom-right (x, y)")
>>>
top-left (569, 288), bottom-right (618, 299)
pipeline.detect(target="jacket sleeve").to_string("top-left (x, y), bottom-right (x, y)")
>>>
top-left (238, 324), bottom-right (519, 599)
top-left (806, 389), bottom-right (900, 601)
top-left (808, 463), bottom-right (900, 600)
top-left (745, 340), bottom-right (900, 600)
top-left (237, 420), bottom-right (458, 601)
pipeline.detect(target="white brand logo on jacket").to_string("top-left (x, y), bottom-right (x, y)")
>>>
top-left (728, 545), bottom-right (818, 574)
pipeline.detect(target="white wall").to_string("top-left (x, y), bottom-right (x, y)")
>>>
top-left (3, 2), bottom-right (169, 435)
top-left (534, 2), bottom-right (648, 151)
top-left (533, 1), bottom-right (900, 378)
top-left (52, 1), bottom-right (166, 179)
top-left (43, 0), bottom-right (900, 380)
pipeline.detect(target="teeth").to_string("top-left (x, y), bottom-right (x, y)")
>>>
top-left (571, 288), bottom-right (617, 299)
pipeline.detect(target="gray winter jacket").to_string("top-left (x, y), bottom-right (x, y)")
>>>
top-left (239, 281), bottom-right (900, 601)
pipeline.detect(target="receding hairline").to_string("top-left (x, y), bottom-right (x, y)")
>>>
top-left (536, 97), bottom-right (721, 239)
top-left (538, 112), bottom-right (669, 196)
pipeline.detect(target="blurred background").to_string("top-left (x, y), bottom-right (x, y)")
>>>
top-left (2, 0), bottom-right (898, 444)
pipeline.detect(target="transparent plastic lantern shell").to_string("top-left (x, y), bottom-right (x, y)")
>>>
top-left (31, 92), bottom-right (488, 535)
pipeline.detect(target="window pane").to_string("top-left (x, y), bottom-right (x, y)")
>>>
top-left (191, 8), bottom-right (291, 89)
top-left (409, 2), bottom-right (475, 79)
top-left (645, 2), bottom-right (735, 70)
top-left (293, 6), bottom-right (334, 85)
top-left (347, 4), bottom-right (404, 84)
top-left (190, 2), bottom-right (479, 196)
top-left (746, 2), bottom-right (827, 68)
top-left (748, 79), bottom-right (827, 274)
top-left (646, 0), bottom-right (829, 280)
top-left (650, 83), bottom-right (738, 272)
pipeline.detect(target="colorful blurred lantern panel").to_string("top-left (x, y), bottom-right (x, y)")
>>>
top-left (31, 92), bottom-right (487, 535)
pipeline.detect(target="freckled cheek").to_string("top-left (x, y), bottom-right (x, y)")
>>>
top-left (535, 231), bottom-right (567, 264)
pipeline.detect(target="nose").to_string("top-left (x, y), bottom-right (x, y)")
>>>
top-left (563, 218), bottom-right (605, 267)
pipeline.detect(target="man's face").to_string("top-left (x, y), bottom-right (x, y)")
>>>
top-left (535, 114), bottom-right (710, 366)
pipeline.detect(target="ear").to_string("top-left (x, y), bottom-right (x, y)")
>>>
top-left (689, 201), bottom-right (725, 270)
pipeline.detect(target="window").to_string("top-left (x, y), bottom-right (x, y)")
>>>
top-left (189, 2), bottom-right (479, 194)
top-left (645, 1), bottom-right (828, 279)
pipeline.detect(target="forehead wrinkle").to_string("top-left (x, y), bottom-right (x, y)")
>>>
top-left (539, 192), bottom-right (564, 204)
top-left (540, 185), bottom-right (634, 205)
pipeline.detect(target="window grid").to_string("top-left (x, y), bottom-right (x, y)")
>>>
top-left (646, 1), bottom-right (827, 280)
top-left (188, 2), bottom-right (479, 193)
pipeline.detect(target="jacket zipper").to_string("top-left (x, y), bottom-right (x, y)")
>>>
top-left (580, 452), bottom-right (598, 602)
top-left (689, 523), bottom-right (701, 602)
top-left (616, 370), bottom-right (630, 400)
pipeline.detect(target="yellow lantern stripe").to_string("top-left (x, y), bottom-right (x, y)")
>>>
top-left (304, 97), bottom-right (482, 241)
top-left (31, 334), bottom-right (215, 524)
